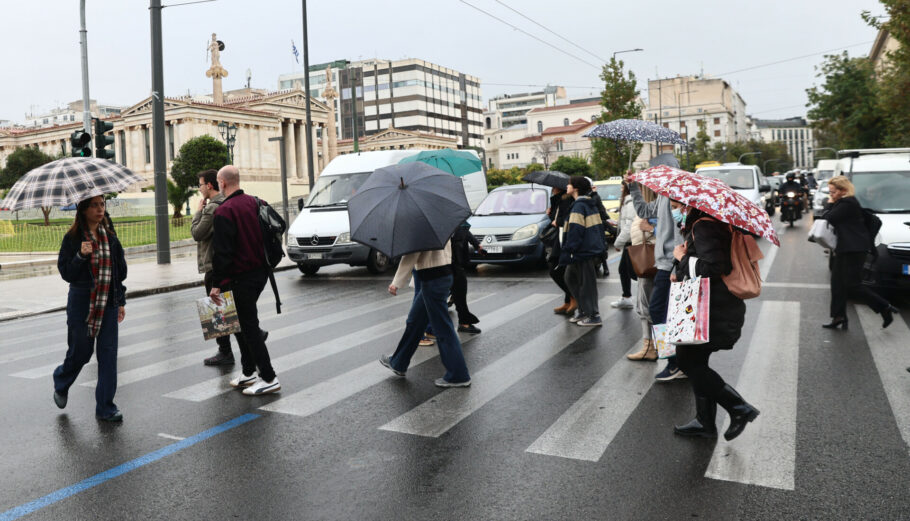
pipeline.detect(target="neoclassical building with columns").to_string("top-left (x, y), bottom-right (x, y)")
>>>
top-left (0, 87), bottom-right (334, 197)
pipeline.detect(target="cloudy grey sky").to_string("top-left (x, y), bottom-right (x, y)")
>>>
top-left (1, 0), bottom-right (884, 123)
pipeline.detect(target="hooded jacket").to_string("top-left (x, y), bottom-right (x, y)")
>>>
top-left (559, 195), bottom-right (605, 265)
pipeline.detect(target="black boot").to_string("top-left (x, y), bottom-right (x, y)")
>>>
top-left (674, 393), bottom-right (717, 438)
top-left (881, 305), bottom-right (898, 329)
top-left (717, 384), bottom-right (759, 441)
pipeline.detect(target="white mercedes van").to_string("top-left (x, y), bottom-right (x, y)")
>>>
top-left (287, 149), bottom-right (487, 275)
top-left (835, 148), bottom-right (910, 292)
top-left (694, 162), bottom-right (771, 208)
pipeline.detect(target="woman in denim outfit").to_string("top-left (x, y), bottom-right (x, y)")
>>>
top-left (53, 195), bottom-right (127, 421)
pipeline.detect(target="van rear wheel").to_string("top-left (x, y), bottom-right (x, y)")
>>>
top-left (366, 249), bottom-right (392, 274)
top-left (298, 264), bottom-right (320, 276)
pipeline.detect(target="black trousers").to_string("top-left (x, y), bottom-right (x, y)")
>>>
top-left (225, 269), bottom-right (276, 381)
top-left (549, 262), bottom-right (571, 303)
top-left (204, 271), bottom-right (237, 355)
top-left (675, 346), bottom-right (726, 400)
top-left (451, 264), bottom-right (478, 325)
top-left (618, 247), bottom-right (633, 298)
top-left (830, 252), bottom-right (889, 318)
top-left (565, 258), bottom-right (600, 317)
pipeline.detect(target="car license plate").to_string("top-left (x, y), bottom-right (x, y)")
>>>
top-left (306, 253), bottom-right (323, 260)
top-left (485, 246), bottom-right (502, 254)
top-left (903, 264), bottom-right (910, 276)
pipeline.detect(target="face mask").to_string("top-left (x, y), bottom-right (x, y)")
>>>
top-left (671, 208), bottom-right (684, 224)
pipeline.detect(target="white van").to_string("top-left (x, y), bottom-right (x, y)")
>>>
top-left (287, 149), bottom-right (487, 275)
top-left (695, 162), bottom-right (771, 207)
top-left (834, 148), bottom-right (910, 292)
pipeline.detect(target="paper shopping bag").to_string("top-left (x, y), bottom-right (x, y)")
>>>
top-left (196, 290), bottom-right (242, 340)
top-left (652, 324), bottom-right (675, 359)
top-left (666, 277), bottom-right (710, 345)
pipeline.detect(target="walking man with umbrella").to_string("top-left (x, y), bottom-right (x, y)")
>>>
top-left (348, 162), bottom-right (472, 387)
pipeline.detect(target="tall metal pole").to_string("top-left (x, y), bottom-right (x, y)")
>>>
top-left (79, 0), bottom-right (91, 133)
top-left (301, 0), bottom-right (315, 188)
top-left (269, 136), bottom-right (290, 239)
top-left (150, 0), bottom-right (170, 264)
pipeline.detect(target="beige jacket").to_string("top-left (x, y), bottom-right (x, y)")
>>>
top-left (191, 192), bottom-right (226, 274)
top-left (630, 216), bottom-right (657, 246)
top-left (391, 240), bottom-right (452, 289)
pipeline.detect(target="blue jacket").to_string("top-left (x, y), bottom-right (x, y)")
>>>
top-left (57, 230), bottom-right (127, 307)
top-left (559, 196), bottom-right (605, 265)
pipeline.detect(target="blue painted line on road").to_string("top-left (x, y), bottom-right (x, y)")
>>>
top-left (0, 413), bottom-right (260, 521)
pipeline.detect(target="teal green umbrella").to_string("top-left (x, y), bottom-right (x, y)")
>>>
top-left (398, 149), bottom-right (482, 177)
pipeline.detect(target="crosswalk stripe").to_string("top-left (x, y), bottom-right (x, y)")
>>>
top-left (855, 306), bottom-right (910, 451)
top-left (704, 300), bottom-right (800, 491)
top-left (378, 297), bottom-right (613, 438)
top-left (10, 290), bottom-right (419, 380)
top-left (258, 293), bottom-right (558, 417)
top-left (163, 293), bottom-right (495, 402)
top-left (525, 339), bottom-right (658, 461)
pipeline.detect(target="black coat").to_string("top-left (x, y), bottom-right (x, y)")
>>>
top-left (452, 225), bottom-right (481, 267)
top-left (675, 218), bottom-right (745, 351)
top-left (58, 230), bottom-right (127, 307)
top-left (823, 196), bottom-right (870, 254)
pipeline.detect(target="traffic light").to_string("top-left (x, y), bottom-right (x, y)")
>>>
top-left (70, 129), bottom-right (92, 157)
top-left (93, 118), bottom-right (115, 161)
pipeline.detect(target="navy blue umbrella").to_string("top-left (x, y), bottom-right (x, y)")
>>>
top-left (347, 162), bottom-right (471, 259)
top-left (583, 119), bottom-right (687, 145)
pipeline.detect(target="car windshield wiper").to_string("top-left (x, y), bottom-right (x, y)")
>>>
top-left (306, 202), bottom-right (347, 208)
top-left (477, 211), bottom-right (525, 216)
top-left (868, 208), bottom-right (910, 214)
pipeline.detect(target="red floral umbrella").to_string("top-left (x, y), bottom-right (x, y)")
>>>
top-left (629, 165), bottom-right (780, 246)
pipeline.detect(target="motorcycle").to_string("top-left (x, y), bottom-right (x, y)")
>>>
top-left (780, 191), bottom-right (803, 227)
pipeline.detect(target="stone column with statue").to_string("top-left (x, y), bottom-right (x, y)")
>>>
top-left (206, 33), bottom-right (228, 104)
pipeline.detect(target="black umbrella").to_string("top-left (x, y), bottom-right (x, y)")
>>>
top-left (522, 170), bottom-right (569, 190)
top-left (347, 162), bottom-right (471, 258)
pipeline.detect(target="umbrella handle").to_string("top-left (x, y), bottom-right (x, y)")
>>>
top-left (399, 177), bottom-right (406, 189)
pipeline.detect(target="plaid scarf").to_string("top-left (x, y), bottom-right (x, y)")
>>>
top-left (85, 225), bottom-right (112, 338)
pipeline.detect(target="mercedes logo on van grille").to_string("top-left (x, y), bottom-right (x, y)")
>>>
top-left (485, 235), bottom-right (493, 243)
top-left (310, 235), bottom-right (320, 246)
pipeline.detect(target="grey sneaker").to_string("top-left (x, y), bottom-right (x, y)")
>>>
top-left (577, 315), bottom-right (603, 327)
top-left (434, 378), bottom-right (471, 388)
top-left (569, 310), bottom-right (585, 323)
top-left (380, 355), bottom-right (406, 377)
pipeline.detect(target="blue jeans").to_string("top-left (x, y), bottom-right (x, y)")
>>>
top-left (649, 269), bottom-right (677, 367)
top-left (413, 270), bottom-right (434, 336)
top-left (390, 273), bottom-right (470, 383)
top-left (53, 287), bottom-right (120, 417)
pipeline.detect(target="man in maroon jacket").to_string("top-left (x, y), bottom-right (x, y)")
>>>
top-left (209, 165), bottom-right (280, 395)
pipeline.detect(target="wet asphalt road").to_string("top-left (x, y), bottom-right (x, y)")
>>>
top-left (1, 218), bottom-right (909, 521)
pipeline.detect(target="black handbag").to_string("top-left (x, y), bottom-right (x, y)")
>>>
top-left (539, 225), bottom-right (557, 244)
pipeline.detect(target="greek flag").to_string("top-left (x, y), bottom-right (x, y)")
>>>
top-left (291, 40), bottom-right (300, 64)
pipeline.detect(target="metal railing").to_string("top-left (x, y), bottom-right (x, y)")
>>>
top-left (0, 217), bottom-right (194, 253)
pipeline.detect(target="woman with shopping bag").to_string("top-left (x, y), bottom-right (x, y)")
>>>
top-left (670, 204), bottom-right (759, 441)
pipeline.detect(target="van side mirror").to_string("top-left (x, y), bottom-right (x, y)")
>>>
top-left (297, 198), bottom-right (304, 212)
top-left (759, 184), bottom-right (771, 193)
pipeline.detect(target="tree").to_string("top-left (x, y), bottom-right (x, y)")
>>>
top-left (166, 179), bottom-right (194, 220)
top-left (590, 57), bottom-right (642, 179)
top-left (533, 139), bottom-right (556, 169)
top-left (169, 135), bottom-right (229, 197)
top-left (863, 5), bottom-right (910, 146)
top-left (806, 52), bottom-right (883, 150)
top-left (550, 155), bottom-right (592, 177)
top-left (0, 147), bottom-right (56, 225)
top-left (485, 163), bottom-right (545, 191)
top-left (687, 121), bottom-right (713, 167)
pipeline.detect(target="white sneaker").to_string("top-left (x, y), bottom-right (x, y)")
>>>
top-left (242, 377), bottom-right (281, 395)
top-left (230, 372), bottom-right (258, 388)
top-left (611, 297), bottom-right (634, 309)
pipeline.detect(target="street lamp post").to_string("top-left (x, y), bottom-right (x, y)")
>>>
top-left (808, 146), bottom-right (838, 159)
top-left (612, 48), bottom-right (643, 61)
top-left (763, 158), bottom-right (780, 173)
top-left (738, 151), bottom-right (761, 165)
top-left (218, 121), bottom-right (238, 163)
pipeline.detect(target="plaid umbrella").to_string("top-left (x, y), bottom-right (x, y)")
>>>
top-left (1, 157), bottom-right (144, 210)
top-left (583, 119), bottom-right (687, 145)
top-left (630, 165), bottom-right (780, 246)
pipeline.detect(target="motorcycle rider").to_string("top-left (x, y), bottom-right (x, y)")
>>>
top-left (779, 172), bottom-right (805, 221)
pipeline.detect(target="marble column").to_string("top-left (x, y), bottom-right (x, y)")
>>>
top-left (284, 120), bottom-right (297, 180)
top-left (295, 121), bottom-right (306, 180)
top-left (320, 124), bottom-right (329, 175)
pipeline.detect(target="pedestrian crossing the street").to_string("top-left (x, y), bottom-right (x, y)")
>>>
top-left (1, 282), bottom-right (908, 496)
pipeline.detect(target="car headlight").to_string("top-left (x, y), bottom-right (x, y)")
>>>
top-left (336, 232), bottom-right (353, 244)
top-left (287, 233), bottom-right (297, 246)
top-left (511, 223), bottom-right (539, 241)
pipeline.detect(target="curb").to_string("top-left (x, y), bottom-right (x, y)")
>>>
top-left (0, 263), bottom-right (299, 323)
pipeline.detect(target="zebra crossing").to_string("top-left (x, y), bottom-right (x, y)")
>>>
top-left (1, 282), bottom-right (908, 495)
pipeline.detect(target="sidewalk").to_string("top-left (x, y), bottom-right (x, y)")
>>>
top-left (0, 249), bottom-right (297, 322)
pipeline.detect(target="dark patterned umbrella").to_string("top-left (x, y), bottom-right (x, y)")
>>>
top-left (1, 157), bottom-right (144, 210)
top-left (583, 119), bottom-right (687, 145)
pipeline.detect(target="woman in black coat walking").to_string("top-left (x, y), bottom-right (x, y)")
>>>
top-left (671, 206), bottom-right (759, 441)
top-left (548, 187), bottom-right (576, 315)
top-left (822, 176), bottom-right (897, 329)
top-left (53, 196), bottom-right (127, 422)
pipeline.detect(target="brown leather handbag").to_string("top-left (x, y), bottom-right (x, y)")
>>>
top-left (628, 242), bottom-right (657, 278)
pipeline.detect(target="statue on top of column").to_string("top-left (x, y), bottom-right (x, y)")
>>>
top-left (206, 33), bottom-right (228, 79)
top-left (322, 67), bottom-right (338, 163)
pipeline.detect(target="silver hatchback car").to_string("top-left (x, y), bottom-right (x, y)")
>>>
top-left (467, 183), bottom-right (552, 267)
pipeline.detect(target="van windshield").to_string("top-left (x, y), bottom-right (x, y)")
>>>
top-left (596, 184), bottom-right (623, 201)
top-left (852, 171), bottom-right (910, 213)
top-left (697, 168), bottom-right (755, 189)
top-left (474, 188), bottom-right (548, 216)
top-left (305, 172), bottom-right (371, 207)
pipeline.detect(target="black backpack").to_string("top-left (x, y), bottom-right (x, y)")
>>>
top-left (862, 208), bottom-right (882, 258)
top-left (255, 197), bottom-right (287, 313)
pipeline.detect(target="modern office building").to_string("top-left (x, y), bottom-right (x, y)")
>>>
top-left (278, 58), bottom-right (483, 149)
top-left (644, 76), bottom-right (749, 147)
top-left (751, 117), bottom-right (816, 169)
top-left (483, 86), bottom-right (567, 130)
